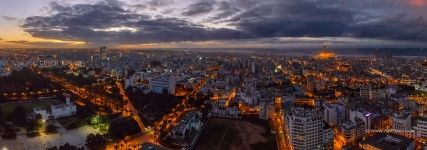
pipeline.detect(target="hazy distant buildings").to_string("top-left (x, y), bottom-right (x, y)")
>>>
top-left (99, 46), bottom-right (108, 61)
top-left (359, 86), bottom-right (385, 100)
top-left (307, 77), bottom-right (326, 92)
top-left (251, 61), bottom-right (256, 74)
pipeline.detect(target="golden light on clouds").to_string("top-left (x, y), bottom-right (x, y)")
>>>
top-left (93, 26), bottom-right (139, 33)
top-left (409, 0), bottom-right (426, 6)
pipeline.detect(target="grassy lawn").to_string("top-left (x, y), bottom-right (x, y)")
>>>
top-left (196, 123), bottom-right (236, 150)
top-left (0, 99), bottom-right (62, 114)
top-left (58, 116), bottom-right (88, 130)
top-left (250, 136), bottom-right (277, 150)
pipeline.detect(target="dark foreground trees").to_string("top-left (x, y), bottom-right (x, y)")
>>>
top-left (46, 143), bottom-right (84, 150)
top-left (108, 117), bottom-right (140, 140)
top-left (86, 133), bottom-right (107, 150)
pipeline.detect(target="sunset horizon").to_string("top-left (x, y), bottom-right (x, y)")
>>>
top-left (0, 0), bottom-right (426, 49)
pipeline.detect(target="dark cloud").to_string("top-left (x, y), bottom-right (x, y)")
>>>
top-left (147, 0), bottom-right (173, 7)
top-left (22, 1), bottom-right (249, 45)
top-left (131, 0), bottom-right (174, 11)
top-left (229, 1), bottom-right (352, 37)
top-left (20, 0), bottom-right (427, 46)
top-left (348, 14), bottom-right (427, 41)
top-left (181, 0), bottom-right (216, 16)
top-left (227, 0), bottom-right (427, 41)
top-left (209, 1), bottom-right (241, 21)
top-left (6, 40), bottom-right (32, 44)
top-left (2, 16), bottom-right (19, 21)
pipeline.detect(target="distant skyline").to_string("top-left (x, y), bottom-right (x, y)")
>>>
top-left (0, 0), bottom-right (427, 49)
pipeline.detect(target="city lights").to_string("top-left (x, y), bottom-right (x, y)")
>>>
top-left (0, 0), bottom-right (426, 149)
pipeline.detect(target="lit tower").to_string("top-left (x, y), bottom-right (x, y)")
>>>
top-left (315, 43), bottom-right (336, 59)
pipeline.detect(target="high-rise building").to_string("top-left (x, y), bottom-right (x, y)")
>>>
top-left (250, 61), bottom-right (256, 74)
top-left (350, 109), bottom-right (372, 133)
top-left (359, 86), bottom-right (384, 100)
top-left (414, 117), bottom-right (427, 139)
top-left (338, 119), bottom-right (365, 145)
top-left (392, 112), bottom-right (413, 138)
top-left (323, 103), bottom-right (337, 126)
top-left (323, 103), bottom-right (346, 126)
top-left (99, 46), bottom-right (108, 60)
top-left (285, 107), bottom-right (333, 150)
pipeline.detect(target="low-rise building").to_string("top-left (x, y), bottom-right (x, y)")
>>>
top-left (359, 133), bottom-right (415, 150)
top-left (33, 97), bottom-right (76, 120)
top-left (391, 112), bottom-right (414, 138)
top-left (338, 119), bottom-right (365, 145)
top-left (169, 111), bottom-right (203, 140)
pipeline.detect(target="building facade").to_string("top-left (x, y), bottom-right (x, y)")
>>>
top-left (149, 76), bottom-right (176, 94)
top-left (286, 107), bottom-right (333, 150)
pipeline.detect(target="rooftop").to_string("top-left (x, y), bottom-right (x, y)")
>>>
top-left (360, 133), bottom-right (414, 150)
top-left (140, 142), bottom-right (170, 150)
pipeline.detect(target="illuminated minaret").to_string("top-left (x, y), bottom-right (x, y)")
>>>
top-left (323, 42), bottom-right (327, 51)
top-left (315, 43), bottom-right (336, 59)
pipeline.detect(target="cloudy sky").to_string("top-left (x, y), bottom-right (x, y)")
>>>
top-left (0, 0), bottom-right (427, 49)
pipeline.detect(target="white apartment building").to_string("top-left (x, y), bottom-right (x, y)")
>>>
top-left (323, 103), bottom-right (337, 126)
top-left (169, 111), bottom-right (203, 139)
top-left (323, 103), bottom-right (345, 126)
top-left (338, 119), bottom-right (365, 144)
top-left (392, 112), bottom-right (414, 138)
top-left (33, 97), bottom-right (77, 120)
top-left (349, 109), bottom-right (372, 133)
top-left (286, 107), bottom-right (333, 150)
top-left (149, 76), bottom-right (176, 94)
top-left (414, 117), bottom-right (427, 139)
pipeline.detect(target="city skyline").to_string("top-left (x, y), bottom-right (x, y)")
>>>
top-left (3, 1), bottom-right (427, 150)
top-left (1, 0), bottom-right (427, 49)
